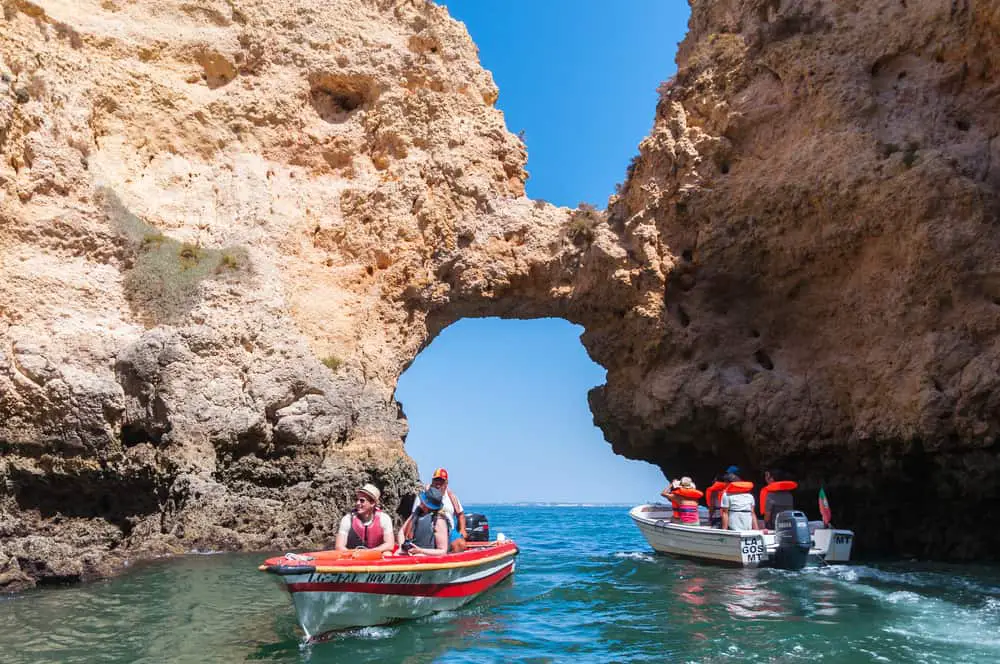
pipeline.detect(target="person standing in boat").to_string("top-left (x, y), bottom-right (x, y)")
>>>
top-left (760, 469), bottom-right (797, 530)
top-left (411, 467), bottom-right (468, 552)
top-left (398, 486), bottom-right (450, 556)
top-left (662, 477), bottom-right (702, 525)
top-left (721, 472), bottom-right (759, 531)
top-left (704, 473), bottom-right (729, 529)
top-left (334, 483), bottom-right (395, 552)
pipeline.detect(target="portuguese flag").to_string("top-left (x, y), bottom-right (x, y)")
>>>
top-left (818, 486), bottom-right (832, 526)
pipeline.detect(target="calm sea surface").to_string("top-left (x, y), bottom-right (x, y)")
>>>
top-left (3, 505), bottom-right (999, 663)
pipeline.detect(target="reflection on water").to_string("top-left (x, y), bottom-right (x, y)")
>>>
top-left (3, 506), bottom-right (1000, 663)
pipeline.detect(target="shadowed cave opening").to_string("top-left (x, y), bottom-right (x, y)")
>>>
top-left (395, 318), bottom-right (666, 505)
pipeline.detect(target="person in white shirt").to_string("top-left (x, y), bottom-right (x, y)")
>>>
top-left (411, 467), bottom-right (466, 552)
top-left (334, 483), bottom-right (395, 552)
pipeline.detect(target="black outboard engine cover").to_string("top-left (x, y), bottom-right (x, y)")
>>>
top-left (465, 513), bottom-right (490, 542)
top-left (773, 510), bottom-right (811, 570)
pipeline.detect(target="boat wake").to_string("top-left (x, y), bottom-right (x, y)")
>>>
top-left (612, 551), bottom-right (656, 562)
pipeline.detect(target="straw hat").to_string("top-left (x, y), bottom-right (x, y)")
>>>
top-left (679, 476), bottom-right (697, 490)
top-left (357, 483), bottom-right (381, 503)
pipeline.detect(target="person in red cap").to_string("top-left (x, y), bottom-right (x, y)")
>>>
top-left (412, 467), bottom-right (467, 552)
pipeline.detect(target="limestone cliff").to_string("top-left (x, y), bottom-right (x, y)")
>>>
top-left (2, 0), bottom-right (999, 590)
top-left (597, 0), bottom-right (1000, 559)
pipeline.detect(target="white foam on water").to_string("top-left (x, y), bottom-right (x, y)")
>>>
top-left (856, 648), bottom-right (891, 662)
top-left (884, 591), bottom-right (921, 604)
top-left (352, 626), bottom-right (398, 640)
top-left (612, 551), bottom-right (655, 562)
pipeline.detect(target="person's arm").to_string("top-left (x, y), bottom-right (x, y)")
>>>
top-left (720, 494), bottom-right (729, 530)
top-left (450, 491), bottom-right (467, 537)
top-left (753, 497), bottom-right (761, 530)
top-left (334, 514), bottom-right (350, 551)
top-left (374, 513), bottom-right (395, 552)
top-left (398, 514), bottom-right (414, 547)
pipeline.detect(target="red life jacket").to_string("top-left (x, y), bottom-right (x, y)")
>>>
top-left (726, 481), bottom-right (754, 494)
top-left (347, 509), bottom-right (385, 549)
top-left (758, 481), bottom-right (798, 516)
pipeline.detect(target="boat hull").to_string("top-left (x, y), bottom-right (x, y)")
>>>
top-left (630, 504), bottom-right (853, 567)
top-left (261, 541), bottom-right (518, 639)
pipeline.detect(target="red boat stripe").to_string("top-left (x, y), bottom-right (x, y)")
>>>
top-left (286, 563), bottom-right (514, 598)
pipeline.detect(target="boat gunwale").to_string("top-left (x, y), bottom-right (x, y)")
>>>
top-left (261, 542), bottom-right (519, 575)
top-left (629, 504), bottom-right (764, 539)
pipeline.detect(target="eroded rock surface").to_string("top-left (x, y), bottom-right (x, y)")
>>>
top-left (596, 0), bottom-right (1000, 559)
top-left (2, 0), bottom-right (999, 589)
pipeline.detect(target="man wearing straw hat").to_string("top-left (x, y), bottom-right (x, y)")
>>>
top-left (334, 483), bottom-right (395, 552)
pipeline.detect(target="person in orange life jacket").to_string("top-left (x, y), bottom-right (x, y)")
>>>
top-left (761, 469), bottom-right (797, 530)
top-left (334, 483), bottom-right (395, 552)
top-left (662, 477), bottom-right (702, 525)
top-left (398, 486), bottom-right (450, 556)
top-left (660, 478), bottom-right (682, 520)
top-left (704, 473), bottom-right (730, 529)
top-left (721, 472), bottom-right (758, 531)
top-left (411, 468), bottom-right (467, 553)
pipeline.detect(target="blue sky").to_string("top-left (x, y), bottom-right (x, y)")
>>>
top-left (395, 2), bottom-right (691, 504)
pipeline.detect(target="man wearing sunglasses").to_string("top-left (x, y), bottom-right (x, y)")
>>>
top-left (334, 483), bottom-right (395, 552)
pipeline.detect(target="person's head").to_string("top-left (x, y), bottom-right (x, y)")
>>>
top-left (724, 472), bottom-right (740, 483)
top-left (725, 465), bottom-right (741, 476)
top-left (430, 467), bottom-right (449, 490)
top-left (766, 469), bottom-right (790, 483)
top-left (355, 483), bottom-right (381, 518)
top-left (680, 476), bottom-right (696, 490)
top-left (419, 486), bottom-right (444, 512)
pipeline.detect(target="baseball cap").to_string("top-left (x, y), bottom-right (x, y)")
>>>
top-left (432, 468), bottom-right (448, 481)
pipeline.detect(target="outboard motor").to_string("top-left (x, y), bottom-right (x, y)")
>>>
top-left (773, 510), bottom-right (811, 570)
top-left (465, 513), bottom-right (490, 542)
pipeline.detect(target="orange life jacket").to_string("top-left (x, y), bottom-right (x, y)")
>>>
top-left (725, 481), bottom-right (754, 494)
top-left (705, 481), bottom-right (728, 510)
top-left (759, 481), bottom-right (798, 516)
top-left (672, 487), bottom-right (703, 501)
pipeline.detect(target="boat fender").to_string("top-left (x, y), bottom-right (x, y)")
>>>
top-left (350, 549), bottom-right (384, 561)
top-left (672, 487), bottom-right (703, 500)
top-left (759, 481), bottom-right (798, 516)
top-left (725, 481), bottom-right (754, 494)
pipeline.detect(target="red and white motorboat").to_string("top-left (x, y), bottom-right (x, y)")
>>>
top-left (259, 540), bottom-right (519, 640)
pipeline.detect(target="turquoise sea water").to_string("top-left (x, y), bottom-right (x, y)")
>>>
top-left (3, 505), bottom-right (1000, 663)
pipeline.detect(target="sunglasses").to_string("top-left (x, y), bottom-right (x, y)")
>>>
top-left (355, 495), bottom-right (372, 503)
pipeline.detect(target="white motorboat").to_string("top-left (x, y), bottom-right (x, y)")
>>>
top-left (629, 504), bottom-right (854, 569)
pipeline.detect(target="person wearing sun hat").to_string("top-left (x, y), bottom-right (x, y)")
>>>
top-left (334, 483), bottom-right (395, 552)
top-left (397, 486), bottom-right (449, 556)
top-left (410, 467), bottom-right (467, 552)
